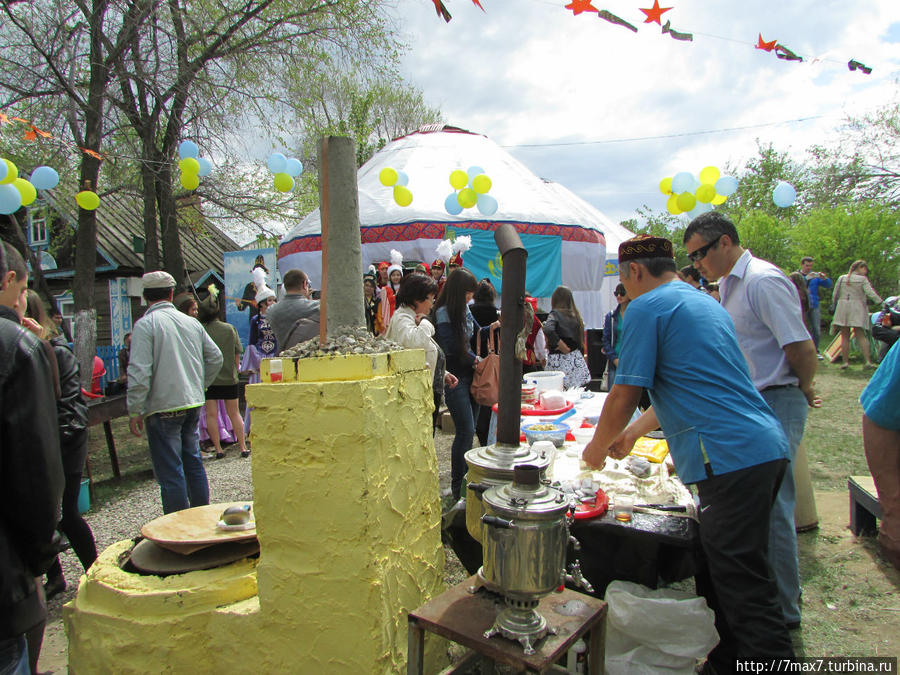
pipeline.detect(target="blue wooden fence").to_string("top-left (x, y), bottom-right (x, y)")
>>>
top-left (96, 345), bottom-right (121, 392)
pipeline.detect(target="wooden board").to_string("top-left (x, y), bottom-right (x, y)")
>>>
top-left (824, 335), bottom-right (842, 363)
top-left (141, 502), bottom-right (256, 554)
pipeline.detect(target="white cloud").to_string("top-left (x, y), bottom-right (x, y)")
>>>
top-left (392, 0), bottom-right (900, 224)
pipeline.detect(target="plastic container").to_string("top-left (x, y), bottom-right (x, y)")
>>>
top-left (78, 478), bottom-right (90, 514)
top-left (522, 422), bottom-right (570, 448)
top-left (523, 371), bottom-right (565, 395)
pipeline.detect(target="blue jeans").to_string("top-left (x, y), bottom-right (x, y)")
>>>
top-left (145, 407), bottom-right (209, 514)
top-left (0, 636), bottom-right (29, 675)
top-left (808, 306), bottom-right (821, 350)
top-left (445, 376), bottom-right (476, 500)
top-left (761, 386), bottom-right (808, 625)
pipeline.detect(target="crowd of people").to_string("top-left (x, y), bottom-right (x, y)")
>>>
top-left (2, 210), bottom-right (898, 672)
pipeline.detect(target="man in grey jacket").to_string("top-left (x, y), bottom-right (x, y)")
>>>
top-left (128, 271), bottom-right (223, 513)
top-left (265, 269), bottom-right (320, 350)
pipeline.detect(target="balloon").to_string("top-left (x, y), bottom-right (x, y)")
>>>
top-left (449, 170), bottom-right (468, 190)
top-left (178, 140), bottom-right (199, 159)
top-left (285, 158), bottom-right (303, 177)
top-left (690, 202), bottom-right (712, 217)
top-left (180, 172), bottom-right (199, 190)
top-left (0, 184), bottom-right (22, 214)
top-left (476, 193), bottom-right (498, 216)
top-left (715, 176), bottom-right (738, 196)
top-left (30, 166), bottom-right (59, 190)
top-left (671, 171), bottom-right (693, 194)
top-left (197, 157), bottom-right (213, 177)
top-left (699, 166), bottom-right (720, 185)
top-left (666, 194), bottom-right (682, 215)
top-left (395, 171), bottom-right (409, 187)
top-left (393, 185), bottom-right (413, 207)
top-left (0, 160), bottom-right (6, 183)
top-left (444, 192), bottom-right (463, 216)
top-left (711, 193), bottom-right (727, 205)
top-left (13, 178), bottom-right (36, 206)
top-left (379, 167), bottom-right (398, 186)
top-left (179, 157), bottom-right (200, 175)
top-left (772, 181), bottom-right (797, 208)
top-left (472, 174), bottom-right (492, 194)
top-left (273, 173), bottom-right (294, 192)
top-left (466, 166), bottom-right (485, 182)
top-left (696, 184), bottom-right (716, 203)
top-left (0, 159), bottom-right (18, 185)
top-left (659, 177), bottom-right (673, 195)
top-left (457, 187), bottom-right (477, 209)
top-left (75, 190), bottom-right (100, 210)
top-left (676, 191), bottom-right (696, 212)
top-left (267, 152), bottom-right (287, 174)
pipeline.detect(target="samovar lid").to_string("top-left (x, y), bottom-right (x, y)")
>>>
top-left (465, 442), bottom-right (551, 475)
top-left (482, 465), bottom-right (569, 518)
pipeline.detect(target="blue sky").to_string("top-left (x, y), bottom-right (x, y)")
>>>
top-left (389, 0), bottom-right (900, 226)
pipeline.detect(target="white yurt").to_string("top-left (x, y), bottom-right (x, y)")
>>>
top-left (278, 125), bottom-right (623, 328)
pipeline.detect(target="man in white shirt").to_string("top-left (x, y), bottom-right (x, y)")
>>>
top-left (684, 212), bottom-right (821, 631)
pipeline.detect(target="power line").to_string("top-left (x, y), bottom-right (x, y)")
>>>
top-left (501, 115), bottom-right (829, 149)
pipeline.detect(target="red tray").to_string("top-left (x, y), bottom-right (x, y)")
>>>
top-left (492, 401), bottom-right (574, 417)
top-left (573, 489), bottom-right (609, 520)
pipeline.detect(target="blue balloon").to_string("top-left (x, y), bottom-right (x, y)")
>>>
top-left (772, 181), bottom-right (797, 208)
top-left (178, 140), bottom-right (199, 160)
top-left (476, 193), bottom-right (498, 216)
top-left (689, 202), bottom-right (712, 218)
top-left (196, 157), bottom-right (212, 177)
top-left (715, 176), bottom-right (738, 196)
top-left (0, 161), bottom-right (6, 183)
top-left (0, 184), bottom-right (23, 215)
top-left (267, 152), bottom-right (287, 174)
top-left (30, 166), bottom-right (59, 190)
top-left (444, 192), bottom-right (463, 216)
top-left (466, 166), bottom-right (485, 182)
top-left (285, 158), bottom-right (303, 177)
top-left (671, 171), bottom-right (694, 194)
top-left (395, 171), bottom-right (409, 186)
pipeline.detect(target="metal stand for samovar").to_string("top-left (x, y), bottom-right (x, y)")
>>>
top-left (483, 594), bottom-right (558, 656)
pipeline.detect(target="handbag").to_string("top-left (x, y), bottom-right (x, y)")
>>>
top-left (470, 325), bottom-right (500, 406)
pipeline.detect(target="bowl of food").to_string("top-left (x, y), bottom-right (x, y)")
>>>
top-left (522, 422), bottom-right (570, 448)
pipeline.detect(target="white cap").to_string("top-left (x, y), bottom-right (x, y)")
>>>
top-left (142, 271), bottom-right (176, 289)
top-left (255, 285), bottom-right (276, 304)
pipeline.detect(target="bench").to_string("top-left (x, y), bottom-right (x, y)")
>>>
top-left (848, 475), bottom-right (883, 536)
top-left (86, 394), bottom-right (129, 479)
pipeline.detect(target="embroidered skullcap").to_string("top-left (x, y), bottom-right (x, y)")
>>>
top-left (618, 234), bottom-right (674, 263)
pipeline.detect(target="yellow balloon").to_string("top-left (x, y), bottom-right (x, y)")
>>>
top-left (0, 159), bottom-right (18, 185)
top-left (179, 157), bottom-right (200, 175)
top-left (676, 191), bottom-right (696, 212)
top-left (711, 193), bottom-right (727, 205)
top-left (449, 170), bottom-right (468, 190)
top-left (13, 178), bottom-right (36, 206)
top-left (472, 174), bottom-right (492, 194)
top-left (273, 173), bottom-right (294, 192)
top-left (76, 190), bottom-right (100, 210)
top-left (666, 194), bottom-right (682, 215)
top-left (696, 184), bottom-right (716, 203)
top-left (457, 187), bottom-right (477, 209)
top-left (379, 167), bottom-right (398, 186)
top-left (699, 166), bottom-right (720, 185)
top-left (180, 172), bottom-right (200, 190)
top-left (659, 177), bottom-right (673, 195)
top-left (393, 184), bottom-right (413, 207)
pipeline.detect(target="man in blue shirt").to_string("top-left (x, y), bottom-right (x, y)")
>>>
top-left (584, 235), bottom-right (793, 668)
top-left (799, 256), bottom-right (832, 358)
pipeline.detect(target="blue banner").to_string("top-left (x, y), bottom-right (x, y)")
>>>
top-left (225, 248), bottom-right (277, 348)
top-left (446, 227), bottom-right (562, 298)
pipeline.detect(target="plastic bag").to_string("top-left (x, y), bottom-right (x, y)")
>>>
top-left (603, 580), bottom-right (719, 675)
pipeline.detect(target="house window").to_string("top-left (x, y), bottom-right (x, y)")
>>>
top-left (28, 210), bottom-right (48, 247)
top-left (55, 293), bottom-right (74, 338)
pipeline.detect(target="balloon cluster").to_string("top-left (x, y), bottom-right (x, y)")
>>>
top-left (0, 158), bottom-right (61, 215)
top-left (177, 140), bottom-right (212, 191)
top-left (772, 181), bottom-right (796, 208)
top-left (267, 152), bottom-right (303, 193)
top-left (659, 166), bottom-right (737, 217)
top-left (445, 166), bottom-right (497, 216)
top-left (378, 167), bottom-right (413, 207)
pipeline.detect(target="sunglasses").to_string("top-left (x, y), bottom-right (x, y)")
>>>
top-left (687, 235), bottom-right (723, 263)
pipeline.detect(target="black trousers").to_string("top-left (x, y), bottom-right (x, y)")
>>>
top-left (694, 458), bottom-right (794, 670)
top-left (48, 430), bottom-right (97, 580)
